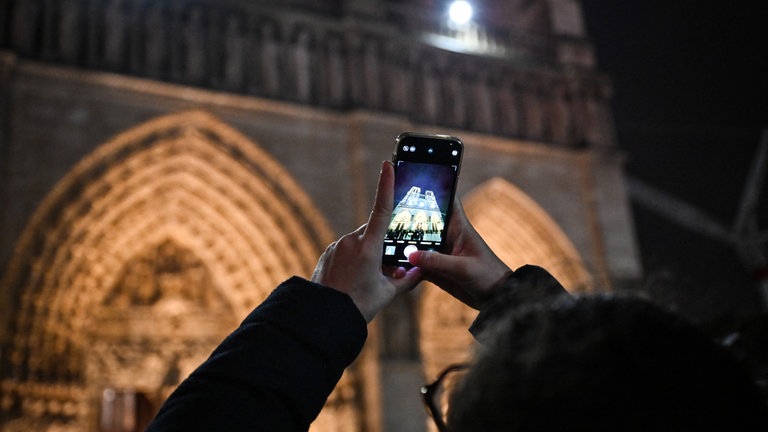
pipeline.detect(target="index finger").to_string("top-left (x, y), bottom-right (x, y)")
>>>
top-left (363, 160), bottom-right (395, 241)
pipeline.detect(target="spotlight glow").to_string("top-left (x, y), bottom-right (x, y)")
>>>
top-left (449, 1), bottom-right (473, 25)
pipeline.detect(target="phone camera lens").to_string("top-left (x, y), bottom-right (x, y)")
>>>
top-left (402, 145), bottom-right (409, 152)
top-left (428, 148), bottom-right (434, 154)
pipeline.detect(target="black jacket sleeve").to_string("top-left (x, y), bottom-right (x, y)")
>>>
top-left (146, 276), bottom-right (368, 432)
top-left (469, 265), bottom-right (568, 343)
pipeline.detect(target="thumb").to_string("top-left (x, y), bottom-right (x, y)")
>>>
top-left (390, 266), bottom-right (423, 295)
top-left (363, 160), bottom-right (395, 241)
top-left (409, 250), bottom-right (460, 275)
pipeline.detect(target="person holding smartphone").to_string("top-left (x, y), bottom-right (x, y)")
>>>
top-left (147, 156), bottom-right (767, 431)
top-left (145, 158), bottom-right (534, 430)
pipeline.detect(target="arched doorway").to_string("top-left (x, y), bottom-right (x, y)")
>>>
top-left (0, 111), bottom-right (361, 431)
top-left (419, 177), bottom-right (593, 382)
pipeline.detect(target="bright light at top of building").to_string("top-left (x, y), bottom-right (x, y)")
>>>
top-left (448, 1), bottom-right (473, 25)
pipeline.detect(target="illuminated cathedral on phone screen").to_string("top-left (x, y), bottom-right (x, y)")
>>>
top-left (386, 186), bottom-right (445, 243)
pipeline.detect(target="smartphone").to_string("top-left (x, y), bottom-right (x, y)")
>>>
top-left (382, 132), bottom-right (463, 267)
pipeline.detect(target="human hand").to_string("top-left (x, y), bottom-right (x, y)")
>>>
top-left (311, 161), bottom-right (422, 322)
top-left (408, 198), bottom-right (510, 309)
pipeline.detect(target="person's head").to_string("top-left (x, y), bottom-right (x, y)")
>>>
top-left (447, 293), bottom-right (768, 431)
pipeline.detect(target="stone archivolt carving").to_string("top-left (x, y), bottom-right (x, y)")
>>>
top-left (464, 178), bottom-right (592, 291)
top-left (0, 111), bottom-right (346, 430)
top-left (103, 240), bottom-right (225, 311)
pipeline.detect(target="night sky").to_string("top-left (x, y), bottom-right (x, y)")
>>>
top-left (581, 1), bottom-right (768, 321)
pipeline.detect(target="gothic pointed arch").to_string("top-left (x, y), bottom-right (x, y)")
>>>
top-left (464, 178), bottom-right (592, 289)
top-left (419, 177), bottom-right (592, 378)
top-left (0, 110), bottom-right (337, 429)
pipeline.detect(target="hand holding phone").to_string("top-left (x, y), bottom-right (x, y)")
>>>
top-left (382, 133), bottom-right (463, 267)
top-left (312, 160), bottom-right (423, 322)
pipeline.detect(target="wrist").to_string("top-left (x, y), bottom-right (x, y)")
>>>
top-left (476, 269), bottom-right (516, 308)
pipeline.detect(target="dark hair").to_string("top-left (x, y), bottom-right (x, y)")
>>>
top-left (448, 293), bottom-right (768, 431)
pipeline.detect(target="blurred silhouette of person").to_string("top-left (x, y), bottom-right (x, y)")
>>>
top-left (442, 293), bottom-right (768, 431)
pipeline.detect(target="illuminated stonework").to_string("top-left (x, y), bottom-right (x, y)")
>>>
top-left (0, 111), bottom-right (353, 431)
top-left (465, 178), bottom-right (592, 291)
top-left (419, 177), bottom-right (592, 379)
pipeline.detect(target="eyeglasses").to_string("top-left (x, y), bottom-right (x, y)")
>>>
top-left (420, 363), bottom-right (470, 432)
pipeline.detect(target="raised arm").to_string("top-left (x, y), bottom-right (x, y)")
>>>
top-left (147, 161), bottom-right (422, 431)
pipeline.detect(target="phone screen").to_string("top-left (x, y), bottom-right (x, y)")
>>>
top-left (382, 133), bottom-right (463, 267)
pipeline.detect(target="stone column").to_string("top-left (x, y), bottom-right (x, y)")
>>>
top-left (470, 71), bottom-right (493, 132)
top-left (418, 57), bottom-right (440, 124)
top-left (260, 21), bottom-right (282, 97)
top-left (58, 0), bottom-right (83, 63)
top-left (0, 1), bottom-right (9, 47)
top-left (223, 14), bottom-right (245, 90)
top-left (41, 0), bottom-right (57, 59)
top-left (287, 27), bottom-right (314, 103)
top-left (345, 34), bottom-right (364, 106)
top-left (495, 72), bottom-right (522, 137)
top-left (183, 6), bottom-right (207, 85)
top-left (444, 62), bottom-right (467, 128)
top-left (383, 42), bottom-right (414, 114)
top-left (0, 51), bottom-right (15, 151)
top-left (11, 0), bottom-right (42, 56)
top-left (521, 75), bottom-right (546, 141)
top-left (549, 80), bottom-right (573, 145)
top-left (362, 37), bottom-right (382, 109)
top-left (104, 0), bottom-right (128, 70)
top-left (144, 4), bottom-right (168, 78)
top-left (321, 33), bottom-right (347, 107)
top-left (0, 52), bottom-right (18, 343)
top-left (587, 79), bottom-right (617, 149)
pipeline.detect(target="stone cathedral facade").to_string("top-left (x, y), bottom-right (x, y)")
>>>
top-left (0, 1), bottom-right (641, 431)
